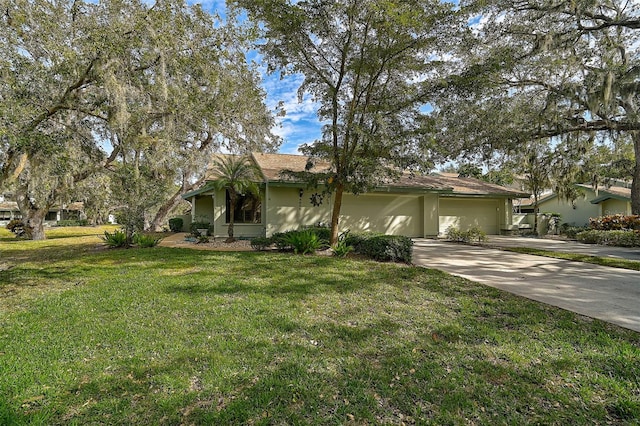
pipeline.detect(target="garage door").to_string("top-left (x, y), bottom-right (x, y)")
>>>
top-left (439, 198), bottom-right (499, 235)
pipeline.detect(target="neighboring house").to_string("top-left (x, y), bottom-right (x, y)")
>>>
top-left (516, 184), bottom-right (632, 227)
top-left (182, 153), bottom-right (529, 239)
top-left (0, 200), bottom-right (85, 227)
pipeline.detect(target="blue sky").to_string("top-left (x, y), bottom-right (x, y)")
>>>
top-left (192, 0), bottom-right (323, 154)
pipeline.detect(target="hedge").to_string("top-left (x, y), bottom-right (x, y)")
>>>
top-left (576, 230), bottom-right (640, 247)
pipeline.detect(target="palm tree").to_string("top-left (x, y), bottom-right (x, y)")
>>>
top-left (211, 155), bottom-right (261, 242)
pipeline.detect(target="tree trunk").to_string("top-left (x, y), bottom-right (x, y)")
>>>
top-left (15, 192), bottom-right (48, 241)
top-left (533, 194), bottom-right (539, 235)
top-left (149, 191), bottom-right (184, 231)
top-left (329, 183), bottom-right (344, 246)
top-left (632, 132), bottom-right (640, 215)
top-left (227, 195), bottom-right (236, 242)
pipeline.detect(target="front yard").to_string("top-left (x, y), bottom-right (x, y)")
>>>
top-left (0, 229), bottom-right (639, 424)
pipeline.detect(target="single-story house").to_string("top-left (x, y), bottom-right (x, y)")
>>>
top-left (182, 153), bottom-right (529, 239)
top-left (516, 184), bottom-right (632, 227)
top-left (0, 200), bottom-right (84, 227)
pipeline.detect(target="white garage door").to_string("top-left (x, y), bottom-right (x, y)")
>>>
top-left (439, 198), bottom-right (499, 235)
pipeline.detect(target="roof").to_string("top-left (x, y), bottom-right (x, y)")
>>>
top-left (591, 186), bottom-right (632, 204)
top-left (186, 152), bottom-right (529, 198)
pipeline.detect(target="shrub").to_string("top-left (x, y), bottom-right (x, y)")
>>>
top-left (196, 235), bottom-right (210, 244)
top-left (284, 229), bottom-right (326, 254)
top-left (561, 225), bottom-right (588, 239)
top-left (190, 221), bottom-right (212, 236)
top-left (6, 219), bottom-right (30, 238)
top-left (589, 214), bottom-right (640, 231)
top-left (102, 230), bottom-right (128, 248)
top-left (56, 219), bottom-right (89, 227)
top-left (168, 218), bottom-right (184, 232)
top-left (133, 233), bottom-right (162, 248)
top-left (304, 226), bottom-right (331, 242)
top-left (331, 231), bottom-right (353, 257)
top-left (271, 231), bottom-right (293, 251)
top-left (355, 234), bottom-right (413, 263)
top-left (250, 237), bottom-right (273, 251)
top-left (445, 226), bottom-right (487, 243)
top-left (577, 230), bottom-right (640, 247)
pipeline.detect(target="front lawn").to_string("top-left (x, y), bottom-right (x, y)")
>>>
top-left (1, 233), bottom-right (639, 424)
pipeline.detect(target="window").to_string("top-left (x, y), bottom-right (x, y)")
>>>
top-left (45, 211), bottom-right (58, 221)
top-left (225, 190), bottom-right (261, 224)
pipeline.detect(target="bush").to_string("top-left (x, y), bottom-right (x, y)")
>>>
top-left (190, 221), bottom-right (212, 236)
top-left (250, 237), bottom-right (273, 251)
top-left (332, 239), bottom-right (353, 258)
top-left (589, 214), bottom-right (640, 231)
top-left (445, 226), bottom-right (487, 243)
top-left (270, 232), bottom-right (292, 251)
top-left (357, 235), bottom-right (413, 263)
top-left (102, 230), bottom-right (128, 248)
top-left (196, 235), bottom-right (210, 244)
top-left (133, 233), bottom-right (162, 248)
top-left (56, 219), bottom-right (89, 227)
top-left (284, 229), bottom-right (327, 254)
top-left (168, 217), bottom-right (183, 232)
top-left (576, 230), bottom-right (640, 247)
top-left (561, 225), bottom-right (588, 239)
top-left (5, 219), bottom-right (30, 238)
top-left (304, 226), bottom-right (331, 242)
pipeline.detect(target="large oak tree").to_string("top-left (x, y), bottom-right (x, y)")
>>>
top-left (234, 0), bottom-right (461, 244)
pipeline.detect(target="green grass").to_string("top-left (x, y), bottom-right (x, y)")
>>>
top-left (1, 232), bottom-right (639, 424)
top-left (504, 247), bottom-right (640, 271)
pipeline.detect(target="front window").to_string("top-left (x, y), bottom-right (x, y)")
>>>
top-left (225, 190), bottom-right (261, 223)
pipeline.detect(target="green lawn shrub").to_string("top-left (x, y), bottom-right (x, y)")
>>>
top-left (190, 221), bottom-right (212, 236)
top-left (168, 217), bottom-right (183, 232)
top-left (345, 232), bottom-right (412, 263)
top-left (133, 234), bottom-right (162, 248)
top-left (331, 231), bottom-right (353, 258)
top-left (284, 229), bottom-right (327, 254)
top-left (5, 219), bottom-right (30, 238)
top-left (560, 224), bottom-right (588, 239)
top-left (250, 237), bottom-right (272, 251)
top-left (102, 230), bottom-right (128, 248)
top-left (576, 229), bottom-right (640, 247)
top-left (445, 226), bottom-right (487, 243)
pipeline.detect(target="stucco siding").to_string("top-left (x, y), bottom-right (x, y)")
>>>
top-left (266, 186), bottom-right (332, 236)
top-left (601, 199), bottom-right (631, 216)
top-left (340, 193), bottom-right (423, 236)
top-left (538, 190), bottom-right (599, 227)
top-left (439, 198), bottom-right (499, 235)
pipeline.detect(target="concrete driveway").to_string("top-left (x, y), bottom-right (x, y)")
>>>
top-left (412, 239), bottom-right (640, 333)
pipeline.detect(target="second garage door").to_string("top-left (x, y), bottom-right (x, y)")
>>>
top-left (439, 198), bottom-right (499, 235)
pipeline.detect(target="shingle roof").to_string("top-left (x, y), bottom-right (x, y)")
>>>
top-left (194, 152), bottom-right (528, 198)
top-left (250, 153), bottom-right (527, 197)
top-left (591, 186), bottom-right (631, 204)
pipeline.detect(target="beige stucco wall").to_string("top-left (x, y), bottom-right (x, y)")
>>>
top-left (265, 187), bottom-right (436, 237)
top-left (438, 197), bottom-right (499, 235)
top-left (538, 189), bottom-right (600, 227)
top-left (265, 186), bottom-right (332, 236)
top-left (600, 199), bottom-right (631, 216)
top-left (192, 185), bottom-right (518, 238)
top-left (193, 194), bottom-right (215, 223)
top-left (339, 193), bottom-right (423, 237)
